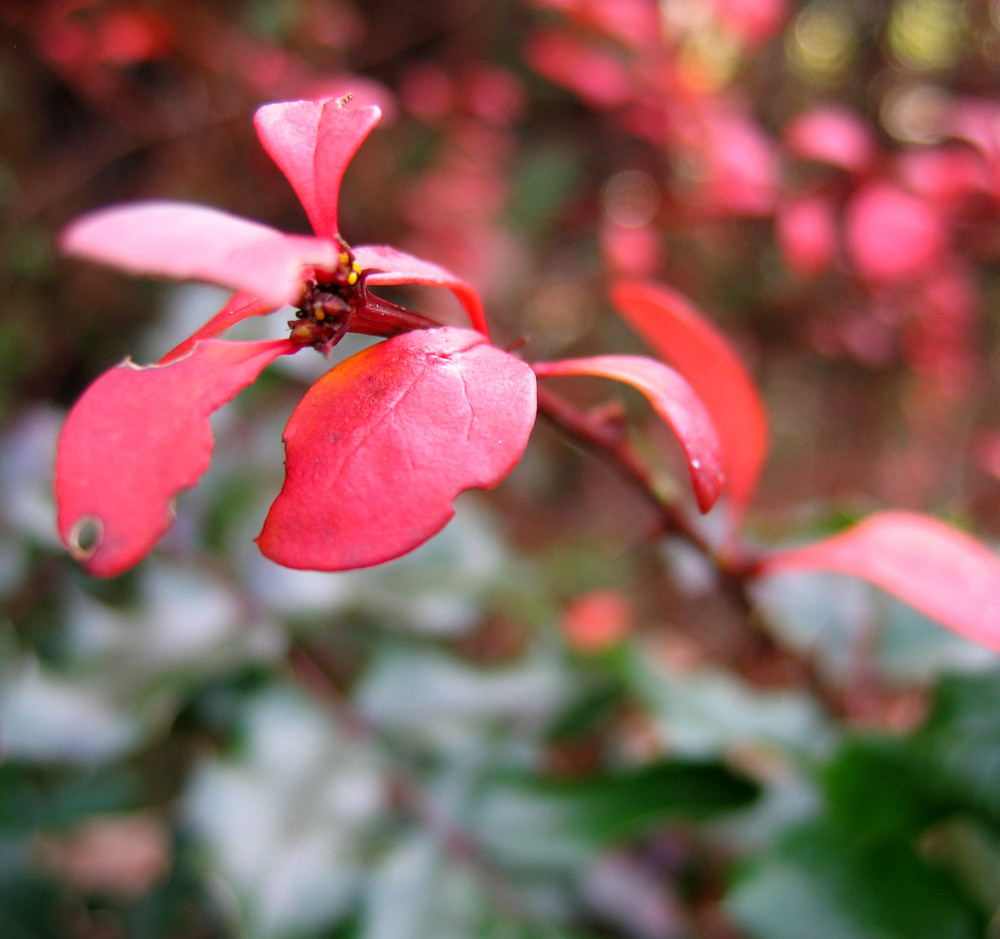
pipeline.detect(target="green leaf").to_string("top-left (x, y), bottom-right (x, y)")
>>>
top-left (909, 669), bottom-right (1000, 821)
top-left (478, 760), bottom-right (758, 870)
top-left (727, 820), bottom-right (981, 939)
top-left (359, 831), bottom-right (595, 939)
top-left (821, 738), bottom-right (942, 842)
top-left (620, 644), bottom-right (833, 758)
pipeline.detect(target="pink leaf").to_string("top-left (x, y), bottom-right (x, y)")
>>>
top-left (776, 192), bottom-right (838, 276)
top-left (56, 339), bottom-right (295, 578)
top-left (253, 98), bottom-right (381, 239)
top-left (844, 183), bottom-right (946, 283)
top-left (532, 355), bottom-right (725, 513)
top-left (257, 328), bottom-right (536, 571)
top-left (161, 291), bottom-right (274, 362)
top-left (698, 109), bottom-right (780, 217)
top-left (783, 106), bottom-right (876, 174)
top-left (60, 201), bottom-right (335, 307)
top-left (355, 244), bottom-right (490, 337)
top-left (610, 280), bottom-right (768, 526)
top-left (524, 29), bottom-right (634, 110)
top-left (712, 0), bottom-right (787, 46)
top-left (759, 512), bottom-right (1000, 653)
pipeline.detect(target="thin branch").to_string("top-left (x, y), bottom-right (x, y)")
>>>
top-left (286, 640), bottom-right (541, 924)
top-left (534, 382), bottom-right (848, 716)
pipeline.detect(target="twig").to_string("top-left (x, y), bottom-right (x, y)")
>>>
top-left (534, 383), bottom-right (848, 716)
top-left (286, 640), bottom-right (541, 924)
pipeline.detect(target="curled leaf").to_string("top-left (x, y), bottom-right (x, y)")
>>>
top-left (57, 339), bottom-right (295, 577)
top-left (355, 244), bottom-right (489, 337)
top-left (161, 291), bottom-right (274, 362)
top-left (257, 328), bottom-right (537, 571)
top-left (610, 280), bottom-right (768, 526)
top-left (253, 98), bottom-right (382, 240)
top-left (532, 354), bottom-right (725, 513)
top-left (759, 512), bottom-right (1000, 654)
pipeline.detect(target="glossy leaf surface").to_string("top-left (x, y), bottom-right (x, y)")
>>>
top-left (60, 202), bottom-right (334, 307)
top-left (257, 328), bottom-right (536, 571)
top-left (610, 280), bottom-right (768, 522)
top-left (56, 339), bottom-right (295, 577)
top-left (760, 512), bottom-right (1000, 653)
top-left (532, 355), bottom-right (725, 512)
top-left (253, 98), bottom-right (381, 239)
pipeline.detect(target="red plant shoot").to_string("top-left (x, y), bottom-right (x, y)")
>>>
top-left (56, 95), bottom-right (725, 578)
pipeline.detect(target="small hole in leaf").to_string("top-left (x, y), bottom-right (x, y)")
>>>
top-left (68, 516), bottom-right (103, 559)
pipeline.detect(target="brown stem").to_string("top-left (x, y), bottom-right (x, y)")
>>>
top-left (535, 383), bottom-right (727, 567)
top-left (534, 383), bottom-right (847, 714)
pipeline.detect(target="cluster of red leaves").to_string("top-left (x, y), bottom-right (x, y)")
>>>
top-left (779, 102), bottom-right (1000, 396)
top-left (517, 0), bottom-right (1000, 652)
top-left (56, 97), bottom-right (725, 577)
top-left (524, 0), bottom-right (1000, 402)
top-left (612, 280), bottom-right (1000, 653)
top-left (55, 92), bottom-right (1000, 656)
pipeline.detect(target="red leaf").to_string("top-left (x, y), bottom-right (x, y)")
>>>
top-left (776, 192), bottom-right (838, 277)
top-left (60, 202), bottom-right (334, 307)
top-left (253, 98), bottom-right (381, 239)
top-left (844, 183), bottom-right (946, 283)
top-left (783, 106), bottom-right (876, 174)
top-left (56, 339), bottom-right (295, 578)
top-left (759, 512), bottom-right (1000, 653)
top-left (532, 355), bottom-right (725, 513)
top-left (257, 328), bottom-right (537, 571)
top-left (524, 29), bottom-right (634, 110)
top-left (610, 280), bottom-right (768, 526)
top-left (161, 291), bottom-right (274, 362)
top-left (354, 244), bottom-right (489, 337)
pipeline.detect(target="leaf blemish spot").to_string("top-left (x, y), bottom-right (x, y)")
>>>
top-left (68, 515), bottom-right (103, 560)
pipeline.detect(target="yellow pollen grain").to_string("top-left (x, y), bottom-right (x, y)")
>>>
top-left (347, 271), bottom-right (359, 285)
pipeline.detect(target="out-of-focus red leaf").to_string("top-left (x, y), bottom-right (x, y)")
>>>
top-left (561, 589), bottom-right (633, 652)
top-left (600, 220), bottom-right (661, 277)
top-left (610, 280), bottom-right (768, 526)
top-left (60, 202), bottom-right (334, 307)
top-left (354, 244), bottom-right (489, 337)
top-left (759, 512), bottom-right (1000, 653)
top-left (698, 109), bottom-right (779, 216)
top-left (776, 192), bottom-right (838, 276)
top-left (947, 98), bottom-right (1000, 174)
top-left (532, 354), bottom-right (725, 513)
top-left (56, 339), bottom-right (296, 578)
top-left (896, 146), bottom-right (993, 212)
top-left (712, 0), bottom-right (787, 46)
top-left (524, 29), bottom-right (634, 109)
top-left (844, 183), bottom-right (946, 283)
top-left (531, 0), bottom-right (661, 47)
top-left (253, 98), bottom-right (382, 239)
top-left (783, 106), bottom-right (876, 174)
top-left (257, 328), bottom-right (536, 571)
